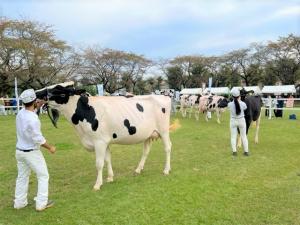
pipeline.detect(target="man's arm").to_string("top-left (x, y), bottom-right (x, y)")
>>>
top-left (41, 141), bottom-right (56, 154)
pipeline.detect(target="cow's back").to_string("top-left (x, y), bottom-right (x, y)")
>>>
top-left (88, 95), bottom-right (171, 144)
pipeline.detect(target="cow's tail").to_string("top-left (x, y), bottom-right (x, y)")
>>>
top-left (169, 119), bottom-right (181, 132)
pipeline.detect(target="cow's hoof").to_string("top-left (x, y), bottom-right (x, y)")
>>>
top-left (106, 177), bottom-right (114, 183)
top-left (135, 167), bottom-right (143, 174)
top-left (93, 185), bottom-right (101, 191)
top-left (163, 170), bottom-right (170, 175)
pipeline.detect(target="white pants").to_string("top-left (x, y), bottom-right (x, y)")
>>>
top-left (14, 150), bottom-right (49, 209)
top-left (230, 118), bottom-right (249, 153)
top-left (0, 105), bottom-right (6, 115)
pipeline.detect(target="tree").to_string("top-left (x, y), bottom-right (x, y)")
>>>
top-left (165, 66), bottom-right (183, 90)
top-left (155, 76), bottom-right (164, 90)
top-left (0, 19), bottom-right (75, 94)
top-left (81, 47), bottom-right (151, 94)
top-left (266, 34), bottom-right (300, 84)
top-left (225, 48), bottom-right (263, 86)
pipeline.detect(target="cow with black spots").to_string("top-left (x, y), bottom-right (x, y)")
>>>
top-left (198, 95), bottom-right (229, 123)
top-left (36, 82), bottom-right (177, 191)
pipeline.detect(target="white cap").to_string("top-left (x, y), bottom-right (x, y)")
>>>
top-left (20, 89), bottom-right (36, 103)
top-left (231, 88), bottom-right (240, 97)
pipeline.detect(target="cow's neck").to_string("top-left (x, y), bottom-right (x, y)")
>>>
top-left (59, 95), bottom-right (80, 121)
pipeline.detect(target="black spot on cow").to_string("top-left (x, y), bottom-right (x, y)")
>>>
top-left (136, 103), bottom-right (144, 112)
top-left (162, 108), bottom-right (166, 113)
top-left (124, 95), bottom-right (134, 98)
top-left (113, 133), bottom-right (117, 139)
top-left (209, 104), bottom-right (213, 109)
top-left (124, 119), bottom-right (136, 135)
top-left (208, 96), bottom-right (213, 105)
top-left (71, 96), bottom-right (99, 131)
top-left (218, 98), bottom-right (229, 108)
top-left (195, 95), bottom-right (201, 104)
top-left (212, 103), bottom-right (216, 108)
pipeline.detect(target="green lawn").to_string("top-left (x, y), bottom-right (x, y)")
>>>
top-left (0, 110), bottom-right (300, 225)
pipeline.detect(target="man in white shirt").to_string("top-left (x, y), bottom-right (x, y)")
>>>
top-left (14, 89), bottom-right (56, 212)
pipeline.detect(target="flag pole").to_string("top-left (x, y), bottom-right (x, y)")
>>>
top-left (15, 77), bottom-right (20, 113)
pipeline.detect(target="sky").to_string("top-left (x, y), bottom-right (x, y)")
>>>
top-left (1, 0), bottom-right (299, 59)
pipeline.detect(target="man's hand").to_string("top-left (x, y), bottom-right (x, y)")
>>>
top-left (48, 145), bottom-right (56, 154)
top-left (41, 142), bottom-right (56, 154)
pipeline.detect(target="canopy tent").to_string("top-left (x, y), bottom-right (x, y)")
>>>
top-left (180, 88), bottom-right (202, 95)
top-left (203, 87), bottom-right (230, 95)
top-left (261, 85), bottom-right (296, 95)
top-left (231, 86), bottom-right (262, 95)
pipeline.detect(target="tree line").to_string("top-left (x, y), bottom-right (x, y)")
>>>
top-left (1, 18), bottom-right (299, 96)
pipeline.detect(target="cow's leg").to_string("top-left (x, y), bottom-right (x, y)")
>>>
top-left (180, 106), bottom-right (186, 117)
top-left (195, 108), bottom-right (199, 121)
top-left (135, 138), bottom-right (152, 174)
top-left (105, 147), bottom-right (114, 182)
top-left (161, 132), bottom-right (172, 175)
top-left (216, 109), bottom-right (221, 124)
top-left (189, 106), bottom-right (193, 118)
top-left (205, 111), bottom-right (209, 122)
top-left (93, 141), bottom-right (107, 191)
top-left (254, 114), bottom-right (261, 144)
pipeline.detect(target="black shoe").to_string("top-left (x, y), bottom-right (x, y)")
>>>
top-left (36, 200), bottom-right (54, 212)
top-left (243, 152), bottom-right (249, 156)
top-left (232, 152), bottom-right (237, 156)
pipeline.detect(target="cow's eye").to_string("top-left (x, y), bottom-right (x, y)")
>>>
top-left (60, 94), bottom-right (66, 97)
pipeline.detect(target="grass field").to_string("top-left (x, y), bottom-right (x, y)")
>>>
top-left (0, 110), bottom-right (300, 225)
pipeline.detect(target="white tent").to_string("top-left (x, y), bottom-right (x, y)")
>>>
top-left (203, 87), bottom-right (230, 95)
top-left (180, 88), bottom-right (202, 95)
top-left (261, 85), bottom-right (296, 95)
top-left (231, 86), bottom-right (262, 95)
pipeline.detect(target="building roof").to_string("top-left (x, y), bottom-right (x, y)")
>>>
top-left (231, 86), bottom-right (262, 94)
top-left (180, 88), bottom-right (202, 95)
top-left (203, 87), bottom-right (230, 95)
top-left (261, 85), bottom-right (296, 94)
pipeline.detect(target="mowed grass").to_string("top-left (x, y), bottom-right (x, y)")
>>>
top-left (0, 110), bottom-right (300, 225)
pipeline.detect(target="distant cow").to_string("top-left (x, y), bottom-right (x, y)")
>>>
top-left (36, 82), bottom-right (178, 190)
top-left (238, 88), bottom-right (262, 145)
top-left (158, 90), bottom-right (176, 114)
top-left (180, 94), bottom-right (201, 118)
top-left (198, 95), bottom-right (228, 123)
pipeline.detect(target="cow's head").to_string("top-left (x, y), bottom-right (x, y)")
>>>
top-left (240, 88), bottom-right (254, 101)
top-left (35, 81), bottom-right (86, 127)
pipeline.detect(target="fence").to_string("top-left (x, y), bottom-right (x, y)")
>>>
top-left (261, 97), bottom-right (300, 120)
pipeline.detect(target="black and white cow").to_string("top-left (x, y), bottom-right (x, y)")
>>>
top-left (36, 82), bottom-right (178, 190)
top-left (198, 95), bottom-right (229, 123)
top-left (180, 94), bottom-right (201, 119)
top-left (238, 88), bottom-right (262, 145)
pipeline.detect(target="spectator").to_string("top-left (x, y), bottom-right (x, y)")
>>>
top-left (274, 95), bottom-right (284, 118)
top-left (286, 95), bottom-right (294, 108)
top-left (4, 95), bottom-right (10, 115)
top-left (0, 96), bottom-right (7, 115)
top-left (11, 95), bottom-right (17, 115)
